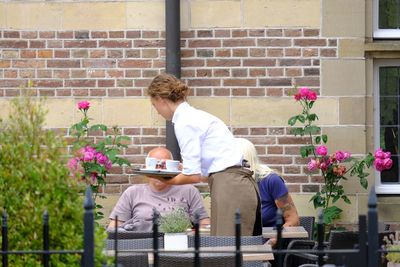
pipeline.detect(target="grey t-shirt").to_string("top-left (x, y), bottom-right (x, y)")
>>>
top-left (109, 184), bottom-right (209, 231)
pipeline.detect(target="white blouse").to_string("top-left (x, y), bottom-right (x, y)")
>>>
top-left (172, 102), bottom-right (242, 176)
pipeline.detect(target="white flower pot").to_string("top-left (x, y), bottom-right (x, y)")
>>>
top-left (164, 233), bottom-right (188, 251)
top-left (388, 262), bottom-right (400, 267)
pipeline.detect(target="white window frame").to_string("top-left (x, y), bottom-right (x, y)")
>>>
top-left (374, 59), bottom-right (400, 194)
top-left (373, 0), bottom-right (400, 39)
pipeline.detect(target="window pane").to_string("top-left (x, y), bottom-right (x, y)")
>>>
top-left (379, 67), bottom-right (400, 95)
top-left (379, 0), bottom-right (400, 29)
top-left (380, 97), bottom-right (399, 125)
top-left (379, 65), bottom-right (400, 183)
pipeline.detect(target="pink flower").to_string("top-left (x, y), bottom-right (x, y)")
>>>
top-left (374, 148), bottom-right (385, 159)
top-left (299, 87), bottom-right (310, 98)
top-left (95, 152), bottom-right (109, 165)
top-left (105, 160), bottom-right (112, 171)
top-left (77, 101), bottom-right (90, 110)
top-left (90, 172), bottom-right (98, 182)
top-left (307, 159), bottom-right (318, 171)
top-left (83, 150), bottom-right (95, 162)
top-left (84, 146), bottom-right (96, 152)
top-left (374, 157), bottom-right (393, 171)
top-left (67, 157), bottom-right (79, 171)
top-left (316, 145), bottom-right (328, 156)
top-left (374, 158), bottom-right (385, 171)
top-left (319, 161), bottom-right (328, 171)
top-left (67, 157), bottom-right (84, 176)
top-left (335, 150), bottom-right (351, 162)
top-left (384, 152), bottom-right (391, 159)
top-left (294, 93), bottom-right (301, 101)
top-left (307, 91), bottom-right (317, 101)
top-left (383, 158), bottom-right (393, 170)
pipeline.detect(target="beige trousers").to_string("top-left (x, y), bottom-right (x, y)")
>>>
top-left (208, 167), bottom-right (261, 236)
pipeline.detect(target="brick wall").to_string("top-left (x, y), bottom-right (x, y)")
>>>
top-left (0, 28), bottom-right (337, 194)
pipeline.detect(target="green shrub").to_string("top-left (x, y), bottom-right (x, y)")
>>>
top-left (159, 208), bottom-right (192, 233)
top-left (0, 95), bottom-right (108, 266)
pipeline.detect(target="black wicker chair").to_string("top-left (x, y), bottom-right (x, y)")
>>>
top-left (299, 216), bottom-right (315, 240)
top-left (158, 253), bottom-right (238, 267)
top-left (107, 230), bottom-right (163, 240)
top-left (106, 237), bottom-right (164, 267)
top-left (187, 235), bottom-right (267, 267)
top-left (283, 230), bottom-right (359, 267)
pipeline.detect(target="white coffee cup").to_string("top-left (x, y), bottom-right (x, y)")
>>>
top-left (165, 160), bottom-right (180, 171)
top-left (145, 157), bottom-right (158, 170)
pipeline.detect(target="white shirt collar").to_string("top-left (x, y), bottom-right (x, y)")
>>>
top-left (172, 101), bottom-right (190, 124)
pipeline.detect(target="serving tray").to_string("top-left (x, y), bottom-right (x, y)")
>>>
top-left (132, 168), bottom-right (180, 178)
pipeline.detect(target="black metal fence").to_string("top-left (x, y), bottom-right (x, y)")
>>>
top-left (1, 186), bottom-right (398, 267)
top-left (1, 187), bottom-right (94, 267)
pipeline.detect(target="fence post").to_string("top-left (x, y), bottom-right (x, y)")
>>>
top-left (114, 216), bottom-right (118, 267)
top-left (235, 209), bottom-right (242, 267)
top-left (194, 212), bottom-right (200, 267)
top-left (317, 209), bottom-right (324, 266)
top-left (275, 209), bottom-right (283, 267)
top-left (152, 208), bottom-right (159, 267)
top-left (359, 215), bottom-right (367, 267)
top-left (83, 186), bottom-right (94, 267)
top-left (368, 187), bottom-right (379, 267)
top-left (43, 210), bottom-right (50, 267)
top-left (2, 211), bottom-right (8, 267)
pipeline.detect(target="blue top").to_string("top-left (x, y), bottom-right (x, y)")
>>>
top-left (257, 173), bottom-right (289, 227)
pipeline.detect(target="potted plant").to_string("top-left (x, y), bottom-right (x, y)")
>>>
top-left (159, 208), bottom-right (192, 250)
top-left (387, 245), bottom-right (400, 267)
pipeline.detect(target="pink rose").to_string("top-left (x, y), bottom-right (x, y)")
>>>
top-left (95, 152), bottom-right (109, 165)
top-left (374, 149), bottom-right (385, 159)
top-left (307, 91), bottom-right (317, 101)
top-left (316, 145), bottom-right (328, 156)
top-left (335, 150), bottom-right (351, 162)
top-left (307, 159), bottom-right (318, 171)
top-left (84, 146), bottom-right (96, 153)
top-left (299, 87), bottom-right (310, 98)
top-left (90, 172), bottom-right (98, 182)
top-left (374, 158), bottom-right (389, 172)
top-left (83, 151), bottom-right (95, 162)
top-left (67, 157), bottom-right (79, 171)
top-left (67, 157), bottom-right (84, 176)
top-left (105, 160), bottom-right (112, 171)
top-left (77, 101), bottom-right (90, 110)
top-left (383, 152), bottom-right (391, 159)
top-left (383, 158), bottom-right (393, 170)
top-left (319, 161), bottom-right (328, 171)
top-left (294, 93), bottom-right (301, 101)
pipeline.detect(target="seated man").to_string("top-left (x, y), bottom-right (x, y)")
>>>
top-left (108, 147), bottom-right (210, 231)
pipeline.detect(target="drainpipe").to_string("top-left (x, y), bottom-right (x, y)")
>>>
top-left (165, 0), bottom-right (182, 161)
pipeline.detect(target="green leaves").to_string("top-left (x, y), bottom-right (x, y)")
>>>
top-left (323, 206), bottom-right (342, 225)
top-left (0, 95), bottom-right (107, 266)
top-left (300, 145), bottom-right (315, 158)
top-left (288, 93), bottom-right (371, 231)
top-left (68, 101), bottom-right (131, 224)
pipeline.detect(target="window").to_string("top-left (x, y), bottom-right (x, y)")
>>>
top-left (374, 60), bottom-right (400, 194)
top-left (373, 0), bottom-right (400, 39)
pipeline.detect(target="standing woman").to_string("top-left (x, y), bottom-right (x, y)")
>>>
top-left (147, 73), bottom-right (261, 236)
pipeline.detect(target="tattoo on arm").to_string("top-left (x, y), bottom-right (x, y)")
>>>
top-left (277, 193), bottom-right (294, 213)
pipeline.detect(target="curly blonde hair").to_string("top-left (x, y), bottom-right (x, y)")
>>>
top-left (147, 73), bottom-right (190, 102)
top-left (235, 138), bottom-right (277, 181)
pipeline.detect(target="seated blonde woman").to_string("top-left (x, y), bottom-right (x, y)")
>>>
top-left (235, 138), bottom-right (300, 228)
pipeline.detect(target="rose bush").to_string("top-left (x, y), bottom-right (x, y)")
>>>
top-left (68, 101), bottom-right (130, 220)
top-left (289, 87), bottom-right (393, 224)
